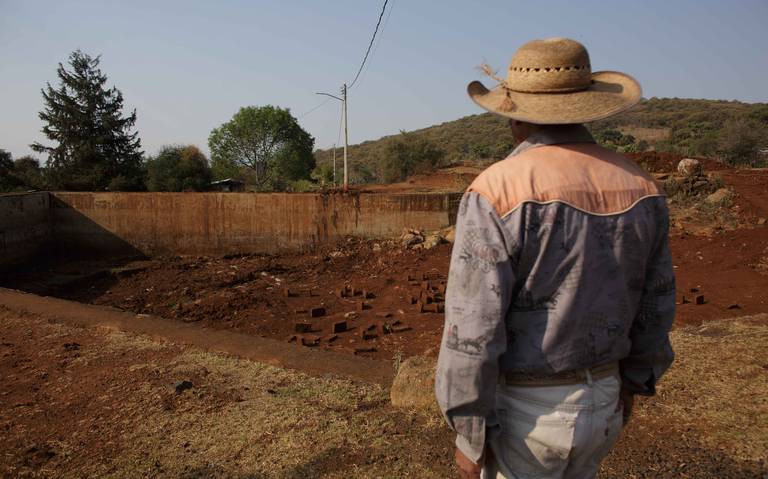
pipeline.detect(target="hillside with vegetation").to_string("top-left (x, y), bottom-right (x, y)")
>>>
top-left (314, 98), bottom-right (768, 184)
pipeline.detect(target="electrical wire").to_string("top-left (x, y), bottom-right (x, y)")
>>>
top-left (351, 0), bottom-right (396, 91)
top-left (297, 97), bottom-right (332, 119)
top-left (348, 0), bottom-right (389, 89)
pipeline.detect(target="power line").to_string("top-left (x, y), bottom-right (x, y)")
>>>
top-left (297, 97), bottom-right (332, 119)
top-left (352, 0), bottom-right (396, 91)
top-left (348, 0), bottom-right (389, 90)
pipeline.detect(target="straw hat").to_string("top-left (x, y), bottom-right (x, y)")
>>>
top-left (468, 37), bottom-right (641, 124)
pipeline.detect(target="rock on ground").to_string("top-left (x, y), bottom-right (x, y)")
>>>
top-left (705, 187), bottom-right (734, 206)
top-left (390, 356), bottom-right (437, 410)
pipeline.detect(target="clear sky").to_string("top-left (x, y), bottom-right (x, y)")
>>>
top-left (1, 0), bottom-right (767, 160)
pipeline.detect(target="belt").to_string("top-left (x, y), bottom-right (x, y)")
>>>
top-left (503, 362), bottom-right (619, 387)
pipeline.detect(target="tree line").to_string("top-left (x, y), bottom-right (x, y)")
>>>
top-left (1, 50), bottom-right (318, 193)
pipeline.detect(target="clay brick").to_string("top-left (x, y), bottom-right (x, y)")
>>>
top-left (423, 303), bottom-right (439, 313)
top-left (288, 335), bottom-right (298, 343)
top-left (391, 325), bottom-right (412, 333)
top-left (416, 301), bottom-right (425, 313)
top-left (332, 320), bottom-right (348, 333)
top-left (437, 284), bottom-right (447, 294)
top-left (363, 290), bottom-right (375, 299)
top-left (301, 336), bottom-right (320, 347)
top-left (282, 288), bottom-right (293, 297)
top-left (335, 288), bottom-right (347, 298)
top-left (360, 329), bottom-right (377, 340)
top-left (409, 294), bottom-right (419, 305)
top-left (356, 301), bottom-right (368, 311)
top-left (695, 295), bottom-right (705, 305)
top-left (408, 281), bottom-right (420, 286)
top-left (309, 307), bottom-right (326, 318)
top-left (294, 322), bottom-right (312, 333)
top-left (326, 334), bottom-right (339, 342)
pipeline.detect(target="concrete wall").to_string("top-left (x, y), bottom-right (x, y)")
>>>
top-left (50, 192), bottom-right (461, 256)
top-left (0, 192), bottom-right (52, 270)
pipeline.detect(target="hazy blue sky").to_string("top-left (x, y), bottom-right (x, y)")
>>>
top-left (2, 0), bottom-right (767, 160)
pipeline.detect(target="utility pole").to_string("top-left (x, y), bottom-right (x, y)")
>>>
top-left (332, 143), bottom-right (337, 185)
top-left (316, 85), bottom-right (349, 191)
top-left (342, 83), bottom-right (349, 191)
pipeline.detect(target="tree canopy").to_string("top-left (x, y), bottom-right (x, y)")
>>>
top-left (31, 50), bottom-right (144, 191)
top-left (146, 145), bottom-right (212, 192)
top-left (208, 105), bottom-right (315, 191)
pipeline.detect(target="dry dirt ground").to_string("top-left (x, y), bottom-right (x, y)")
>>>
top-left (1, 307), bottom-right (765, 478)
top-left (2, 154), bottom-right (768, 477)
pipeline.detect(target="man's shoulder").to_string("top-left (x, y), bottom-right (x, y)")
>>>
top-left (467, 143), bottom-right (664, 217)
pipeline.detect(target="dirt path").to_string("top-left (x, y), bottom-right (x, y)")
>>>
top-left (0, 288), bottom-right (393, 385)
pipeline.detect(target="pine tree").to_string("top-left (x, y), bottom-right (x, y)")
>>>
top-left (31, 50), bottom-right (144, 190)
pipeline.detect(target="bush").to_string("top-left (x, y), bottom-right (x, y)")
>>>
top-left (381, 132), bottom-right (444, 183)
top-left (146, 145), bottom-right (212, 192)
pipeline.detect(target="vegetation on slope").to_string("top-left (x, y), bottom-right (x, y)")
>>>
top-left (314, 98), bottom-right (768, 184)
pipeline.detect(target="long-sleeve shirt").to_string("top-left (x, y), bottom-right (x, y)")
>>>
top-left (435, 125), bottom-right (676, 462)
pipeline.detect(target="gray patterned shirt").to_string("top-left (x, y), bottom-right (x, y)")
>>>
top-left (435, 125), bottom-right (675, 461)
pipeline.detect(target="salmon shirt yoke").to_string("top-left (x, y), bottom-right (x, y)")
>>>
top-left (435, 125), bottom-right (676, 462)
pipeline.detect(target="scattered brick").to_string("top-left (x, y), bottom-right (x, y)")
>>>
top-left (335, 288), bottom-right (347, 298)
top-left (326, 334), bottom-right (339, 343)
top-left (332, 320), bottom-right (348, 333)
top-left (356, 301), bottom-right (368, 311)
top-left (282, 288), bottom-right (294, 298)
top-left (391, 325), bottom-right (412, 333)
top-left (423, 303), bottom-right (440, 313)
top-left (361, 329), bottom-right (377, 340)
top-left (727, 304), bottom-right (741, 310)
top-left (363, 290), bottom-right (375, 299)
top-left (309, 307), bottom-right (326, 318)
top-left (301, 336), bottom-right (320, 347)
top-left (294, 322), bottom-right (312, 333)
top-left (695, 295), bottom-right (706, 305)
top-left (416, 301), bottom-right (425, 313)
top-left (288, 335), bottom-right (298, 343)
top-left (408, 281), bottom-right (420, 286)
top-left (294, 309), bottom-right (308, 314)
top-left (375, 312), bottom-right (392, 318)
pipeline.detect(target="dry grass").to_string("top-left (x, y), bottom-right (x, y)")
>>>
top-left (638, 315), bottom-right (768, 462)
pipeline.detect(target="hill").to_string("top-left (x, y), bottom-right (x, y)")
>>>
top-left (314, 98), bottom-right (768, 184)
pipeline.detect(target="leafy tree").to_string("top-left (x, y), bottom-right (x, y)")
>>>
top-left (0, 149), bottom-right (16, 191)
top-left (718, 117), bottom-right (765, 166)
top-left (381, 131), bottom-right (444, 183)
top-left (208, 106), bottom-right (315, 191)
top-left (146, 145), bottom-right (212, 192)
top-left (12, 156), bottom-right (45, 190)
top-left (31, 50), bottom-right (144, 191)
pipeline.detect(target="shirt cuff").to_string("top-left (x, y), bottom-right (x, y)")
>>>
top-left (455, 433), bottom-right (485, 464)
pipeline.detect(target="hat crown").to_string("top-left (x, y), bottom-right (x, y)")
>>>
top-left (507, 38), bottom-right (592, 93)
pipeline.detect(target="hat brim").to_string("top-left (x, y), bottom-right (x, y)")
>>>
top-left (467, 71), bottom-right (642, 124)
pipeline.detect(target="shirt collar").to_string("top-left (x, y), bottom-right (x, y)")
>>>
top-left (511, 124), bottom-right (595, 156)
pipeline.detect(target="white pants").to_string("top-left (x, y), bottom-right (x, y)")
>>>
top-left (482, 372), bottom-right (624, 479)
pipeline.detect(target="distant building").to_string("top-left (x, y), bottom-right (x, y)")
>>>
top-left (210, 178), bottom-right (245, 192)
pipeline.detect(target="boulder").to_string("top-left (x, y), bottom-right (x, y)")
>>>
top-left (704, 188), bottom-right (734, 206)
top-left (422, 234), bottom-right (443, 250)
top-left (390, 356), bottom-right (438, 411)
top-left (677, 158), bottom-right (702, 177)
top-left (442, 225), bottom-right (456, 244)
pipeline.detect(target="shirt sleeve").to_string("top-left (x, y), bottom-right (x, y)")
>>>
top-left (620, 199), bottom-right (676, 396)
top-left (434, 191), bottom-right (515, 463)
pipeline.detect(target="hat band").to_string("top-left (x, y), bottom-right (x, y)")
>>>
top-left (506, 82), bottom-right (592, 94)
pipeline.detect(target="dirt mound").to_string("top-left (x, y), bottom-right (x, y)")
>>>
top-left (626, 151), bottom-right (729, 173)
